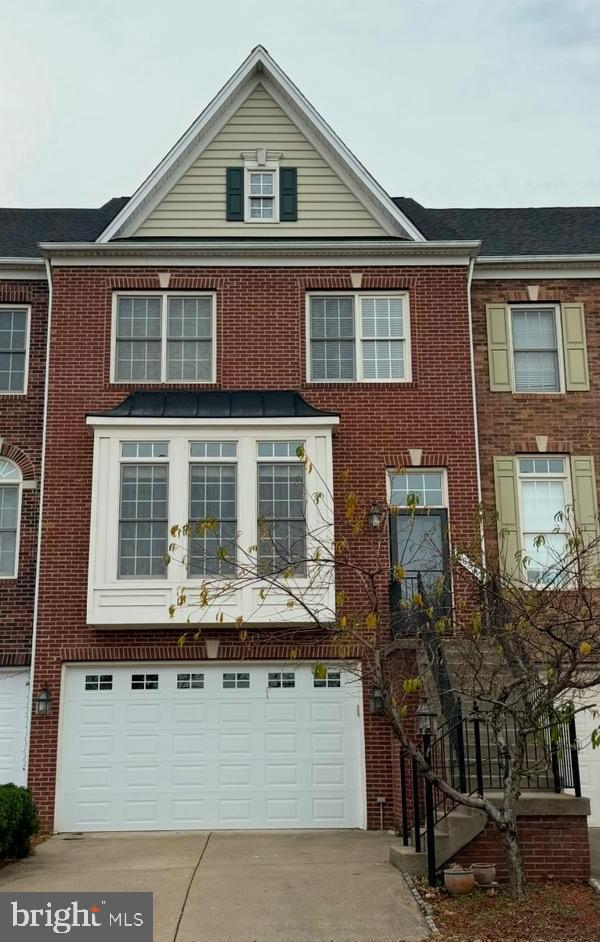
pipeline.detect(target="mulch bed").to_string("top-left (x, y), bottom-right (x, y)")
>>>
top-left (418, 880), bottom-right (600, 942)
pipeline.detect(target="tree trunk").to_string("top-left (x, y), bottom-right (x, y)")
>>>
top-left (503, 826), bottom-right (524, 901)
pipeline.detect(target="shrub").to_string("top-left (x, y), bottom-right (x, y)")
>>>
top-left (0, 784), bottom-right (39, 860)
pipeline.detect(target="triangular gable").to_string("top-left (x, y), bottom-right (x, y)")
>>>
top-left (98, 46), bottom-right (424, 242)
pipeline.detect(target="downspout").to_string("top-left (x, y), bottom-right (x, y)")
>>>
top-left (466, 256), bottom-right (486, 566)
top-left (24, 255), bottom-right (53, 778)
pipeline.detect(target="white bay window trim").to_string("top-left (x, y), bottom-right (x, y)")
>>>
top-left (306, 291), bottom-right (411, 383)
top-left (110, 291), bottom-right (217, 384)
top-left (86, 417), bottom-right (337, 626)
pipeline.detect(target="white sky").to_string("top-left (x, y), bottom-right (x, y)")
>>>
top-left (1, 0), bottom-right (599, 208)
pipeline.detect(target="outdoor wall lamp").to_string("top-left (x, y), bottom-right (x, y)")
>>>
top-left (415, 698), bottom-right (437, 735)
top-left (369, 686), bottom-right (385, 714)
top-left (367, 501), bottom-right (385, 530)
top-left (35, 687), bottom-right (53, 717)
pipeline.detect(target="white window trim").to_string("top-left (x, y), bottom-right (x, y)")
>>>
top-left (387, 467), bottom-right (449, 509)
top-left (0, 458), bottom-right (23, 580)
top-left (110, 291), bottom-right (217, 385)
top-left (0, 304), bottom-right (31, 397)
top-left (516, 455), bottom-right (572, 586)
top-left (86, 420), bottom-right (336, 625)
top-left (243, 160), bottom-right (279, 224)
top-left (306, 291), bottom-right (412, 384)
top-left (508, 303), bottom-right (565, 395)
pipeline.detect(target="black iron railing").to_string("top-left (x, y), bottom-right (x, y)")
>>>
top-left (400, 704), bottom-right (581, 886)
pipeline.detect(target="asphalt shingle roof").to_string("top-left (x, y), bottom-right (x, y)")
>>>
top-left (0, 197), bottom-right (129, 257)
top-left (1, 194), bottom-right (599, 259)
top-left (393, 197), bottom-right (600, 256)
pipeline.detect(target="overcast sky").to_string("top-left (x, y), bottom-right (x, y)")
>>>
top-left (1, 0), bottom-right (599, 209)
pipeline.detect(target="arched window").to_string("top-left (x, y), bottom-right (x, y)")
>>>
top-left (0, 458), bottom-right (22, 578)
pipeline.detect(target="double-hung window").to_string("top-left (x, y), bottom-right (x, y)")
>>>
top-left (511, 306), bottom-right (561, 392)
top-left (113, 294), bottom-right (214, 383)
top-left (188, 442), bottom-right (237, 577)
top-left (0, 307), bottom-right (29, 394)
top-left (517, 457), bottom-right (569, 585)
top-left (308, 293), bottom-right (409, 382)
top-left (0, 458), bottom-right (21, 578)
top-left (257, 441), bottom-right (307, 576)
top-left (388, 470), bottom-right (450, 632)
top-left (119, 441), bottom-right (169, 578)
top-left (249, 172), bottom-right (275, 220)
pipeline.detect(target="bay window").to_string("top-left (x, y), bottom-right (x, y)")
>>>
top-left (86, 416), bottom-right (336, 625)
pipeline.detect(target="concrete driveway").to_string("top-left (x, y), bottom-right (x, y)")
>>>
top-left (0, 831), bottom-right (429, 942)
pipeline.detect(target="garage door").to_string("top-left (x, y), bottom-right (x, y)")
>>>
top-left (573, 687), bottom-right (600, 827)
top-left (57, 663), bottom-right (365, 832)
top-left (0, 669), bottom-right (29, 786)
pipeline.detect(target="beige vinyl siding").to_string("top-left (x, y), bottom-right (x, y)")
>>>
top-left (134, 84), bottom-right (386, 237)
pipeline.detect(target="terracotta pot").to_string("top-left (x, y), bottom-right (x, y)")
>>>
top-left (443, 868), bottom-right (475, 896)
top-left (472, 862), bottom-right (496, 886)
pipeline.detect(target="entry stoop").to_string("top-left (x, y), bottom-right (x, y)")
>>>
top-left (390, 803), bottom-right (487, 876)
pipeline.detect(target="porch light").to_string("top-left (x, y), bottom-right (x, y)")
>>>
top-left (415, 699), bottom-right (437, 735)
top-left (367, 501), bottom-right (384, 530)
top-left (369, 686), bottom-right (385, 714)
top-left (35, 687), bottom-right (52, 717)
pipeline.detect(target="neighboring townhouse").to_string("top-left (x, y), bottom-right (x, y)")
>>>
top-left (0, 47), bottom-right (597, 864)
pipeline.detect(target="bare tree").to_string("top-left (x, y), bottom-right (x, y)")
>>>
top-left (168, 448), bottom-right (600, 900)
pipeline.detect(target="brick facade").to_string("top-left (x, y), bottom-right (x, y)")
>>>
top-left (472, 277), bottom-right (600, 549)
top-left (453, 815), bottom-right (590, 883)
top-left (0, 278), bottom-right (47, 666)
top-left (27, 263), bottom-right (480, 830)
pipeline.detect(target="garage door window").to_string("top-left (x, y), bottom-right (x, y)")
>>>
top-left (314, 670), bottom-right (341, 688)
top-left (177, 672), bottom-right (204, 689)
top-left (85, 674), bottom-right (113, 691)
top-left (268, 671), bottom-right (295, 688)
top-left (131, 673), bottom-right (159, 690)
top-left (223, 672), bottom-right (250, 689)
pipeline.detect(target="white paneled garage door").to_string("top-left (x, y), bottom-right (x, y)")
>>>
top-left (0, 669), bottom-right (29, 787)
top-left (57, 663), bottom-right (365, 832)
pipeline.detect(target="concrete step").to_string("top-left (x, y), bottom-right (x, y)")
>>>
top-left (389, 802), bottom-right (487, 877)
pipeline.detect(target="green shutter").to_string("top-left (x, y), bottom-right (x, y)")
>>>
top-left (493, 456), bottom-right (522, 578)
top-left (570, 458), bottom-right (600, 587)
top-left (226, 168), bottom-right (244, 221)
top-left (486, 304), bottom-right (512, 392)
top-left (561, 303), bottom-right (589, 391)
top-left (279, 168), bottom-right (298, 221)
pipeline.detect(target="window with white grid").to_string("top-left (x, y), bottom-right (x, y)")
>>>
top-left (114, 294), bottom-right (214, 383)
top-left (510, 306), bottom-right (561, 392)
top-left (119, 444), bottom-right (169, 578)
top-left (0, 458), bottom-right (21, 578)
top-left (249, 171), bottom-right (275, 220)
top-left (257, 443), bottom-right (306, 575)
top-left (0, 307), bottom-right (28, 393)
top-left (517, 457), bottom-right (570, 586)
top-left (308, 294), bottom-right (409, 382)
top-left (188, 460), bottom-right (237, 577)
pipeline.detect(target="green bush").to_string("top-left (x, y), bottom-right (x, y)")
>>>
top-left (0, 784), bottom-right (39, 860)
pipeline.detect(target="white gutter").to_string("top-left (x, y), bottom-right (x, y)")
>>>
top-left (477, 253), bottom-right (600, 264)
top-left (0, 257), bottom-right (45, 266)
top-left (24, 257), bottom-right (53, 778)
top-left (40, 239), bottom-right (480, 257)
top-left (466, 256), bottom-right (486, 566)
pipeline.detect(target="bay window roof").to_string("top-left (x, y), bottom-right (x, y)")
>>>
top-left (88, 389), bottom-right (338, 420)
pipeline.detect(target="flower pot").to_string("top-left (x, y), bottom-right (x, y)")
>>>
top-left (443, 867), bottom-right (475, 896)
top-left (472, 862), bottom-right (496, 886)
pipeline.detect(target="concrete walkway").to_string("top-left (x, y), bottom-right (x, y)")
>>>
top-left (0, 831), bottom-right (429, 942)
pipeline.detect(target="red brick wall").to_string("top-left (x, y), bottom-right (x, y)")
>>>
top-left (29, 263), bottom-right (480, 830)
top-left (453, 815), bottom-right (590, 882)
top-left (0, 279), bottom-right (47, 666)
top-left (472, 278), bottom-right (600, 550)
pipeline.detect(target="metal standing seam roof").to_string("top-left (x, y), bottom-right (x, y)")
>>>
top-left (87, 390), bottom-right (339, 419)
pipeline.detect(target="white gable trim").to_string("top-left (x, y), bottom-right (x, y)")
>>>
top-left (97, 46), bottom-right (424, 243)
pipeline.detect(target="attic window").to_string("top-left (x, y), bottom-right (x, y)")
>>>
top-left (243, 153), bottom-right (280, 223)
